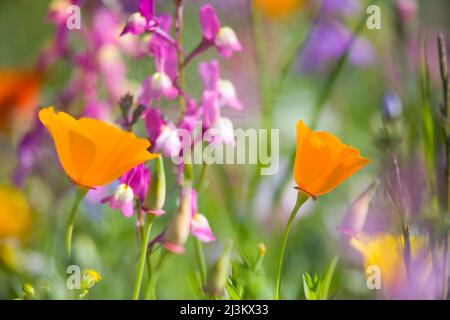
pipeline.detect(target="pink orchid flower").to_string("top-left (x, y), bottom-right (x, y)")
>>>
top-left (102, 164), bottom-right (150, 218)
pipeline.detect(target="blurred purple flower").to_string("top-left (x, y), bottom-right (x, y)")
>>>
top-left (12, 118), bottom-right (45, 187)
top-left (300, 20), bottom-right (374, 72)
top-left (299, 0), bottom-right (374, 72)
top-left (322, 0), bottom-right (361, 17)
top-left (382, 91), bottom-right (403, 121)
top-left (339, 181), bottom-right (378, 238)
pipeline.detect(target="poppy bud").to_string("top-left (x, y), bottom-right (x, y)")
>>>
top-left (205, 240), bottom-right (233, 297)
top-left (161, 185), bottom-right (192, 254)
top-left (144, 156), bottom-right (166, 215)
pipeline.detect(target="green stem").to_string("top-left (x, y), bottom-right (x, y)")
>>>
top-left (194, 162), bottom-right (208, 191)
top-left (273, 192), bottom-right (309, 300)
top-left (194, 237), bottom-right (207, 285)
top-left (132, 215), bottom-right (155, 300)
top-left (193, 162), bottom-right (208, 287)
top-left (144, 249), bottom-right (170, 299)
top-left (175, 0), bottom-right (186, 115)
top-left (65, 187), bottom-right (87, 257)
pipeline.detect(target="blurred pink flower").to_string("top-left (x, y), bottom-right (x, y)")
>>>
top-left (191, 213), bottom-right (216, 243)
top-left (199, 60), bottom-right (242, 110)
top-left (189, 190), bottom-right (215, 242)
top-left (145, 108), bottom-right (181, 157)
top-left (120, 0), bottom-right (155, 36)
top-left (199, 4), bottom-right (242, 58)
top-left (138, 45), bottom-right (178, 104)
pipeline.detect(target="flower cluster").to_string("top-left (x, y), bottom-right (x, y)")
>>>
top-left (30, 1), bottom-right (242, 259)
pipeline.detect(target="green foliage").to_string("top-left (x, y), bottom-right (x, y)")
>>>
top-left (302, 256), bottom-right (339, 300)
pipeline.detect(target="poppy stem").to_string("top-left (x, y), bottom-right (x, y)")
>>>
top-left (132, 215), bottom-right (155, 300)
top-left (273, 191), bottom-right (309, 300)
top-left (65, 187), bottom-right (88, 257)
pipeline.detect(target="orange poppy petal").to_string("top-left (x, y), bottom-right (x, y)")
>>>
top-left (39, 107), bottom-right (77, 180)
top-left (312, 148), bottom-right (370, 196)
top-left (68, 129), bottom-right (96, 185)
top-left (98, 150), bottom-right (158, 187)
top-left (293, 120), bottom-right (312, 186)
top-left (294, 122), bottom-right (344, 193)
top-left (84, 131), bottom-right (150, 186)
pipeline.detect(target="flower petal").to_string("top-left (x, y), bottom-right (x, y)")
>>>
top-left (199, 5), bottom-right (220, 41)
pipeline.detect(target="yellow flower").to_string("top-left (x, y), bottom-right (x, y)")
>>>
top-left (39, 107), bottom-right (158, 189)
top-left (0, 185), bottom-right (32, 241)
top-left (350, 234), bottom-right (432, 292)
top-left (80, 268), bottom-right (102, 298)
top-left (253, 0), bottom-right (306, 19)
top-left (83, 269), bottom-right (102, 283)
top-left (294, 120), bottom-right (369, 199)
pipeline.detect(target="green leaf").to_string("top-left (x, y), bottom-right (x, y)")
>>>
top-left (318, 256), bottom-right (339, 300)
top-left (225, 278), bottom-right (243, 300)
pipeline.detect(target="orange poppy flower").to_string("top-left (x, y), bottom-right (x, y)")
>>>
top-left (0, 70), bottom-right (41, 134)
top-left (253, 0), bottom-right (305, 19)
top-left (293, 120), bottom-right (369, 199)
top-left (39, 107), bottom-right (158, 189)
